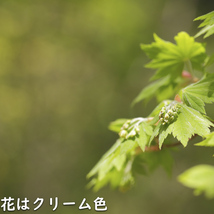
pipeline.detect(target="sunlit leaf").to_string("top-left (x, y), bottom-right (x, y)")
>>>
top-left (136, 122), bottom-right (153, 151)
top-left (159, 123), bottom-right (174, 149)
top-left (194, 11), bottom-right (214, 38)
top-left (204, 53), bottom-right (214, 67)
top-left (157, 104), bottom-right (213, 147)
top-left (178, 165), bottom-right (214, 198)
top-left (120, 140), bottom-right (138, 155)
top-left (132, 76), bottom-right (170, 105)
top-left (195, 132), bottom-right (214, 147)
top-left (87, 139), bottom-right (121, 179)
top-left (141, 32), bottom-right (207, 80)
top-left (181, 73), bottom-right (214, 113)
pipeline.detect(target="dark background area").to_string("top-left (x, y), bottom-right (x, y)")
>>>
top-left (0, 0), bottom-right (214, 213)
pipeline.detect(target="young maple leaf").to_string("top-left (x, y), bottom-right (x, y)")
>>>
top-left (152, 102), bottom-right (213, 148)
top-left (181, 73), bottom-right (214, 114)
top-left (178, 165), bottom-right (214, 198)
top-left (141, 32), bottom-right (207, 80)
top-left (132, 32), bottom-right (207, 106)
top-left (195, 11), bottom-right (214, 38)
top-left (195, 132), bottom-right (214, 147)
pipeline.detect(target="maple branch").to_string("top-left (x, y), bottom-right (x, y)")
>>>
top-left (134, 142), bottom-right (181, 154)
top-left (135, 134), bottom-right (198, 154)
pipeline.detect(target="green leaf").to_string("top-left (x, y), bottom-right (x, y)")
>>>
top-left (141, 32), bottom-right (206, 80)
top-left (132, 76), bottom-right (171, 105)
top-left (120, 140), bottom-right (138, 155)
top-left (90, 168), bottom-right (124, 192)
top-left (140, 149), bottom-right (174, 176)
top-left (149, 122), bottom-right (161, 145)
top-left (157, 104), bottom-right (213, 147)
top-left (142, 122), bottom-right (153, 136)
top-left (171, 104), bottom-right (212, 146)
top-left (159, 123), bottom-right (174, 149)
top-left (194, 11), bottom-right (214, 38)
top-left (112, 154), bottom-right (126, 171)
top-left (159, 149), bottom-right (174, 176)
top-left (87, 117), bottom-right (154, 191)
top-left (204, 53), bottom-right (214, 67)
top-left (132, 156), bottom-right (147, 175)
top-left (132, 76), bottom-right (185, 105)
top-left (181, 73), bottom-right (214, 113)
top-left (195, 132), bottom-right (214, 147)
top-left (98, 155), bottom-right (116, 181)
top-left (134, 32), bottom-right (207, 105)
top-left (182, 92), bottom-right (205, 114)
top-left (156, 83), bottom-right (175, 102)
top-left (136, 122), bottom-right (153, 152)
top-left (178, 165), bottom-right (214, 198)
top-left (87, 139), bottom-right (121, 179)
top-left (109, 169), bottom-right (124, 189)
top-left (108, 118), bottom-right (129, 133)
top-left (87, 137), bottom-right (138, 191)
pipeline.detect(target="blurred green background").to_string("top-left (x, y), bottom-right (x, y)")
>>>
top-left (0, 0), bottom-right (214, 213)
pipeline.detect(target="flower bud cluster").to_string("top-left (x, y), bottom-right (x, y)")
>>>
top-left (119, 120), bottom-right (140, 139)
top-left (159, 104), bottom-right (180, 125)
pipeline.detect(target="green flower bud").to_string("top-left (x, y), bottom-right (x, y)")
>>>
top-left (164, 113), bottom-right (169, 120)
top-left (173, 112), bottom-right (178, 116)
top-left (135, 126), bottom-right (140, 133)
top-left (129, 130), bottom-right (136, 138)
top-left (159, 109), bottom-right (166, 119)
top-left (168, 109), bottom-right (173, 115)
top-left (172, 106), bottom-right (176, 111)
top-left (160, 110), bottom-right (165, 114)
top-left (119, 130), bottom-right (127, 138)
top-left (123, 123), bottom-right (129, 130)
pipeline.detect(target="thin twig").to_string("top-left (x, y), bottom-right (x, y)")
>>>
top-left (135, 134), bottom-right (198, 155)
